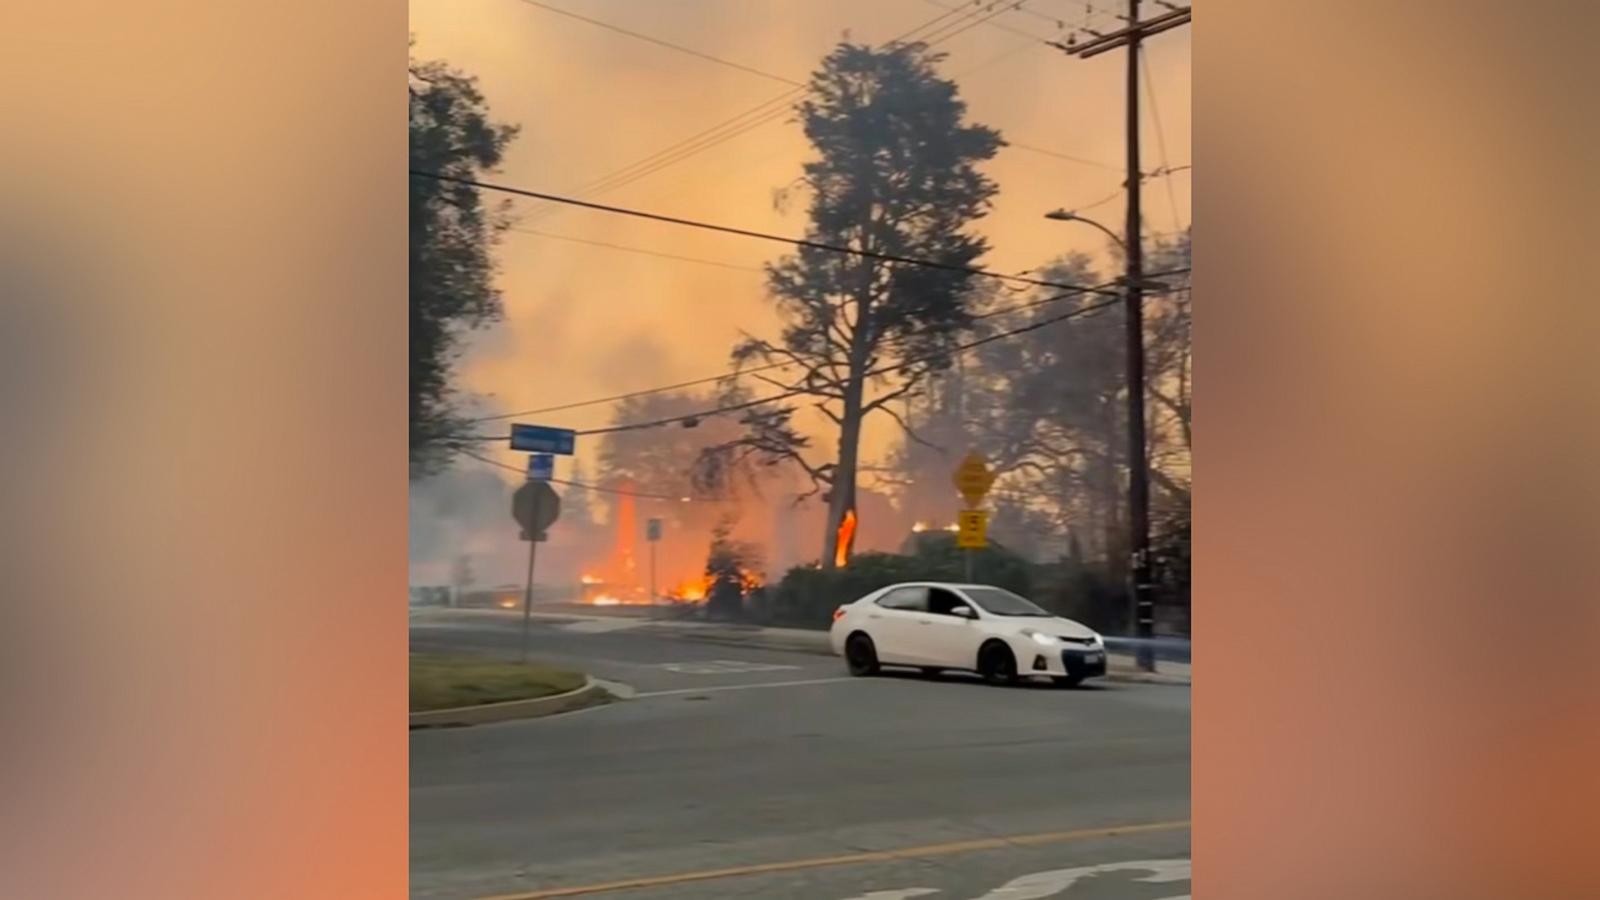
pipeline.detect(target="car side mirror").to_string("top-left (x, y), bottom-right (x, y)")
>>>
top-left (952, 605), bottom-right (976, 620)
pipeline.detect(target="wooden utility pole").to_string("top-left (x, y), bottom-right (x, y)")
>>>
top-left (1058, 2), bottom-right (1190, 672)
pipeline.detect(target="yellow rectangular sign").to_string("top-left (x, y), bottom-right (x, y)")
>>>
top-left (956, 509), bottom-right (989, 549)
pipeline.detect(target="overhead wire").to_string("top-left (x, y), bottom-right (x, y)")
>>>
top-left (458, 449), bottom-right (738, 502)
top-left (412, 170), bottom-right (1123, 295)
top-left (464, 264), bottom-right (1183, 425)
top-left (448, 3), bottom-right (1183, 438)
top-left (506, 226), bottom-right (763, 273)
top-left (512, 0), bottom-right (803, 87)
top-left (920, 0), bottom-right (1074, 43)
top-left (521, 3), bottom-right (974, 220)
top-left (469, 361), bottom-right (791, 423)
top-left (524, 0), bottom-right (1054, 222)
top-left (576, 291), bottom-right (1126, 438)
top-left (1139, 45), bottom-right (1185, 233)
top-left (1009, 142), bottom-right (1120, 171)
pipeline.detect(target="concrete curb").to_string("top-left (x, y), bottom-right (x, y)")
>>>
top-left (409, 676), bottom-right (609, 729)
top-left (1103, 669), bottom-right (1192, 686)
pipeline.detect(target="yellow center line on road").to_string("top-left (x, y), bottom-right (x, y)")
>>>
top-left (473, 819), bottom-right (1191, 899)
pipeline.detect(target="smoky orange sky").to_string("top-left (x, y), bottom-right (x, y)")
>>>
top-left (410, 0), bottom-right (1190, 479)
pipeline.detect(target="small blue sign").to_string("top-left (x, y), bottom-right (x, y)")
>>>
top-left (526, 453), bottom-right (555, 482)
top-left (510, 423), bottom-right (576, 455)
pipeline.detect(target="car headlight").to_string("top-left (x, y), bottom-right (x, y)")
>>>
top-left (1024, 630), bottom-right (1059, 646)
top-left (1092, 633), bottom-right (1105, 647)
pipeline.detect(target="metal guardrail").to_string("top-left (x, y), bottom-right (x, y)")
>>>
top-left (1101, 636), bottom-right (1190, 664)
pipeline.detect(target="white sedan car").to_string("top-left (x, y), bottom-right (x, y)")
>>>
top-left (830, 582), bottom-right (1107, 686)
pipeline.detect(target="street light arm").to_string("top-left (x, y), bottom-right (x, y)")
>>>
top-left (1044, 209), bottom-right (1128, 252)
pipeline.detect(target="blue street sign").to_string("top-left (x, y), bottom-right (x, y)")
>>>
top-left (526, 453), bottom-right (554, 482)
top-left (510, 423), bottom-right (576, 455)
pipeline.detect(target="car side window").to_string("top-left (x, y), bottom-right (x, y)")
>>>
top-left (926, 588), bottom-right (968, 616)
top-left (875, 586), bottom-right (928, 612)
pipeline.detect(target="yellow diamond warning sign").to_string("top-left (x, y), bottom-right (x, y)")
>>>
top-left (951, 451), bottom-right (995, 507)
top-left (956, 509), bottom-right (989, 549)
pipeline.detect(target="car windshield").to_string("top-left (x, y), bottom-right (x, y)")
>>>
top-left (961, 587), bottom-right (1052, 617)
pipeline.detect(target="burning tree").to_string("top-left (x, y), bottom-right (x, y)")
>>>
top-left (699, 42), bottom-right (1002, 569)
top-left (704, 518), bottom-right (763, 620)
top-left (595, 389), bottom-right (775, 601)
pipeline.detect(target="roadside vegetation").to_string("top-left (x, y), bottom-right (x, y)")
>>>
top-left (409, 655), bottom-right (586, 712)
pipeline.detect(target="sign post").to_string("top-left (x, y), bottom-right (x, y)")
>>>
top-left (645, 517), bottom-right (662, 604)
top-left (526, 453), bottom-right (554, 482)
top-left (511, 480), bottom-right (561, 663)
top-left (951, 451), bottom-right (996, 583)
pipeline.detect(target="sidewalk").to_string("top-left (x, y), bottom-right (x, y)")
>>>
top-left (638, 619), bottom-right (1191, 685)
top-left (410, 606), bottom-right (1191, 685)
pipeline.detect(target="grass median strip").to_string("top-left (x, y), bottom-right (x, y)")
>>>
top-left (410, 654), bottom-right (588, 713)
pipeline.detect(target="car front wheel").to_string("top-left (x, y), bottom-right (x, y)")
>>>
top-left (845, 633), bottom-right (880, 677)
top-left (977, 641), bottom-right (1018, 686)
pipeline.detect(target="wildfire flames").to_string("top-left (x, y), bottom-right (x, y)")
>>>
top-left (834, 509), bottom-right (857, 568)
top-left (572, 476), bottom-right (766, 605)
top-left (668, 576), bottom-right (710, 602)
top-left (576, 570), bottom-right (763, 606)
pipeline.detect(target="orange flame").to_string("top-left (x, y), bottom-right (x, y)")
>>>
top-left (670, 576), bottom-right (711, 602)
top-left (835, 509), bottom-right (857, 568)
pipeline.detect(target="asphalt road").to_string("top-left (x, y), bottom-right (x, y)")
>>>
top-left (411, 610), bottom-right (1191, 900)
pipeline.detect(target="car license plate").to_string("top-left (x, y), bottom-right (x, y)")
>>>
top-left (1081, 652), bottom-right (1101, 664)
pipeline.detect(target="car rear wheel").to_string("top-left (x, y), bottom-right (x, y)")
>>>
top-left (845, 633), bottom-right (880, 676)
top-left (977, 642), bottom-right (1018, 686)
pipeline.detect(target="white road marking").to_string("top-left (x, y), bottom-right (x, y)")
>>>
top-left (632, 677), bottom-right (855, 698)
top-left (660, 659), bottom-right (800, 675)
top-left (589, 677), bottom-right (636, 699)
top-left (968, 858), bottom-right (1190, 900)
top-left (560, 619), bottom-right (645, 634)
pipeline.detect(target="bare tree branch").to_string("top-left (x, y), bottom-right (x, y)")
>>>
top-left (813, 401), bottom-right (843, 426)
top-left (876, 402), bottom-right (943, 453)
top-left (861, 379), bottom-right (921, 415)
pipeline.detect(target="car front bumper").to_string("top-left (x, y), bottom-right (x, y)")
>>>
top-left (1018, 642), bottom-right (1107, 678)
top-left (1061, 647), bottom-right (1107, 679)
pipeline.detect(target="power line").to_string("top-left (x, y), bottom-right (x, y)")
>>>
top-left (471, 361), bottom-right (791, 423)
top-left (578, 291), bottom-right (1125, 437)
top-left (920, 0), bottom-right (1063, 43)
top-left (465, 263), bottom-right (1188, 425)
top-left (919, 0), bottom-right (1041, 45)
top-left (1009, 142), bottom-right (1121, 171)
top-left (413, 170), bottom-right (1122, 296)
top-left (525, 4), bottom-right (969, 216)
top-left (1056, 164), bottom-right (1189, 218)
top-left (1139, 45), bottom-right (1184, 233)
top-left (512, 0), bottom-right (803, 88)
top-left (459, 449), bottom-right (737, 503)
top-left (526, 1), bottom-right (1033, 219)
top-left (507, 226), bottom-right (763, 273)
top-left (1070, 183), bottom-right (1126, 215)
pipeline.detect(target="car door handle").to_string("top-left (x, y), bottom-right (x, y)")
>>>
top-left (916, 619), bottom-right (934, 625)
top-left (867, 613), bottom-right (882, 619)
